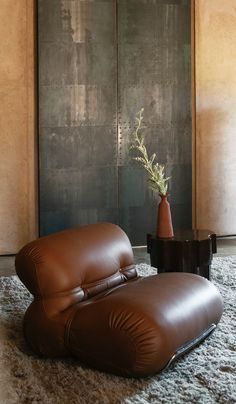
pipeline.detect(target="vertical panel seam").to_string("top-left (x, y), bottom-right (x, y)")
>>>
top-left (191, 0), bottom-right (197, 229)
top-left (116, 0), bottom-right (120, 223)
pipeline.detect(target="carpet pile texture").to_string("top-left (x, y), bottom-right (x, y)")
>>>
top-left (0, 257), bottom-right (236, 404)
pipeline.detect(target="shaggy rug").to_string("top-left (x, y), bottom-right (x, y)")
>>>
top-left (0, 257), bottom-right (236, 404)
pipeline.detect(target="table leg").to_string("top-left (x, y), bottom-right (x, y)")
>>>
top-left (199, 264), bottom-right (210, 280)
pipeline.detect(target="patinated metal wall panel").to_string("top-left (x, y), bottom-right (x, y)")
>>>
top-left (117, 0), bottom-right (192, 244)
top-left (38, 0), bottom-right (191, 244)
top-left (38, 0), bottom-right (118, 235)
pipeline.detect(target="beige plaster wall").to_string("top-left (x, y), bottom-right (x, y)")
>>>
top-left (1, 0), bottom-right (236, 253)
top-left (195, 0), bottom-right (236, 235)
top-left (0, 0), bottom-right (37, 254)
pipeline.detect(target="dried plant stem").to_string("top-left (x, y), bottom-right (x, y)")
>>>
top-left (130, 108), bottom-right (170, 196)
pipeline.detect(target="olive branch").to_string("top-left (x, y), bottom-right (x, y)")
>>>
top-left (130, 108), bottom-right (170, 196)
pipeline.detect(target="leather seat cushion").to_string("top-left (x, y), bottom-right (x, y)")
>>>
top-left (67, 272), bottom-right (222, 377)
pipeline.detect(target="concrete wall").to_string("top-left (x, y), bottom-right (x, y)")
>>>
top-left (0, 0), bottom-right (37, 254)
top-left (195, 0), bottom-right (236, 234)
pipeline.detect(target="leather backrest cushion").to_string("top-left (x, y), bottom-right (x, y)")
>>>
top-left (15, 223), bottom-right (135, 299)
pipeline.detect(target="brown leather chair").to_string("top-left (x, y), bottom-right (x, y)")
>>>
top-left (15, 223), bottom-right (223, 377)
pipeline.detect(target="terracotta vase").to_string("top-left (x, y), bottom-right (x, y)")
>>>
top-left (156, 194), bottom-right (174, 238)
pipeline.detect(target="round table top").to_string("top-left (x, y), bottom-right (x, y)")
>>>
top-left (149, 229), bottom-right (215, 242)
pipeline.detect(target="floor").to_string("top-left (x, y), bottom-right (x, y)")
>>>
top-left (1, 237), bottom-right (236, 278)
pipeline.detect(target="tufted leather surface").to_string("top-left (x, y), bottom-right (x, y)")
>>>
top-left (15, 223), bottom-right (223, 377)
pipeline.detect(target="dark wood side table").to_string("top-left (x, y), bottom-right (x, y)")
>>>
top-left (147, 230), bottom-right (217, 280)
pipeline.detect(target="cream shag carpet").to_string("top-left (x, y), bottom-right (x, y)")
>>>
top-left (0, 257), bottom-right (236, 404)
